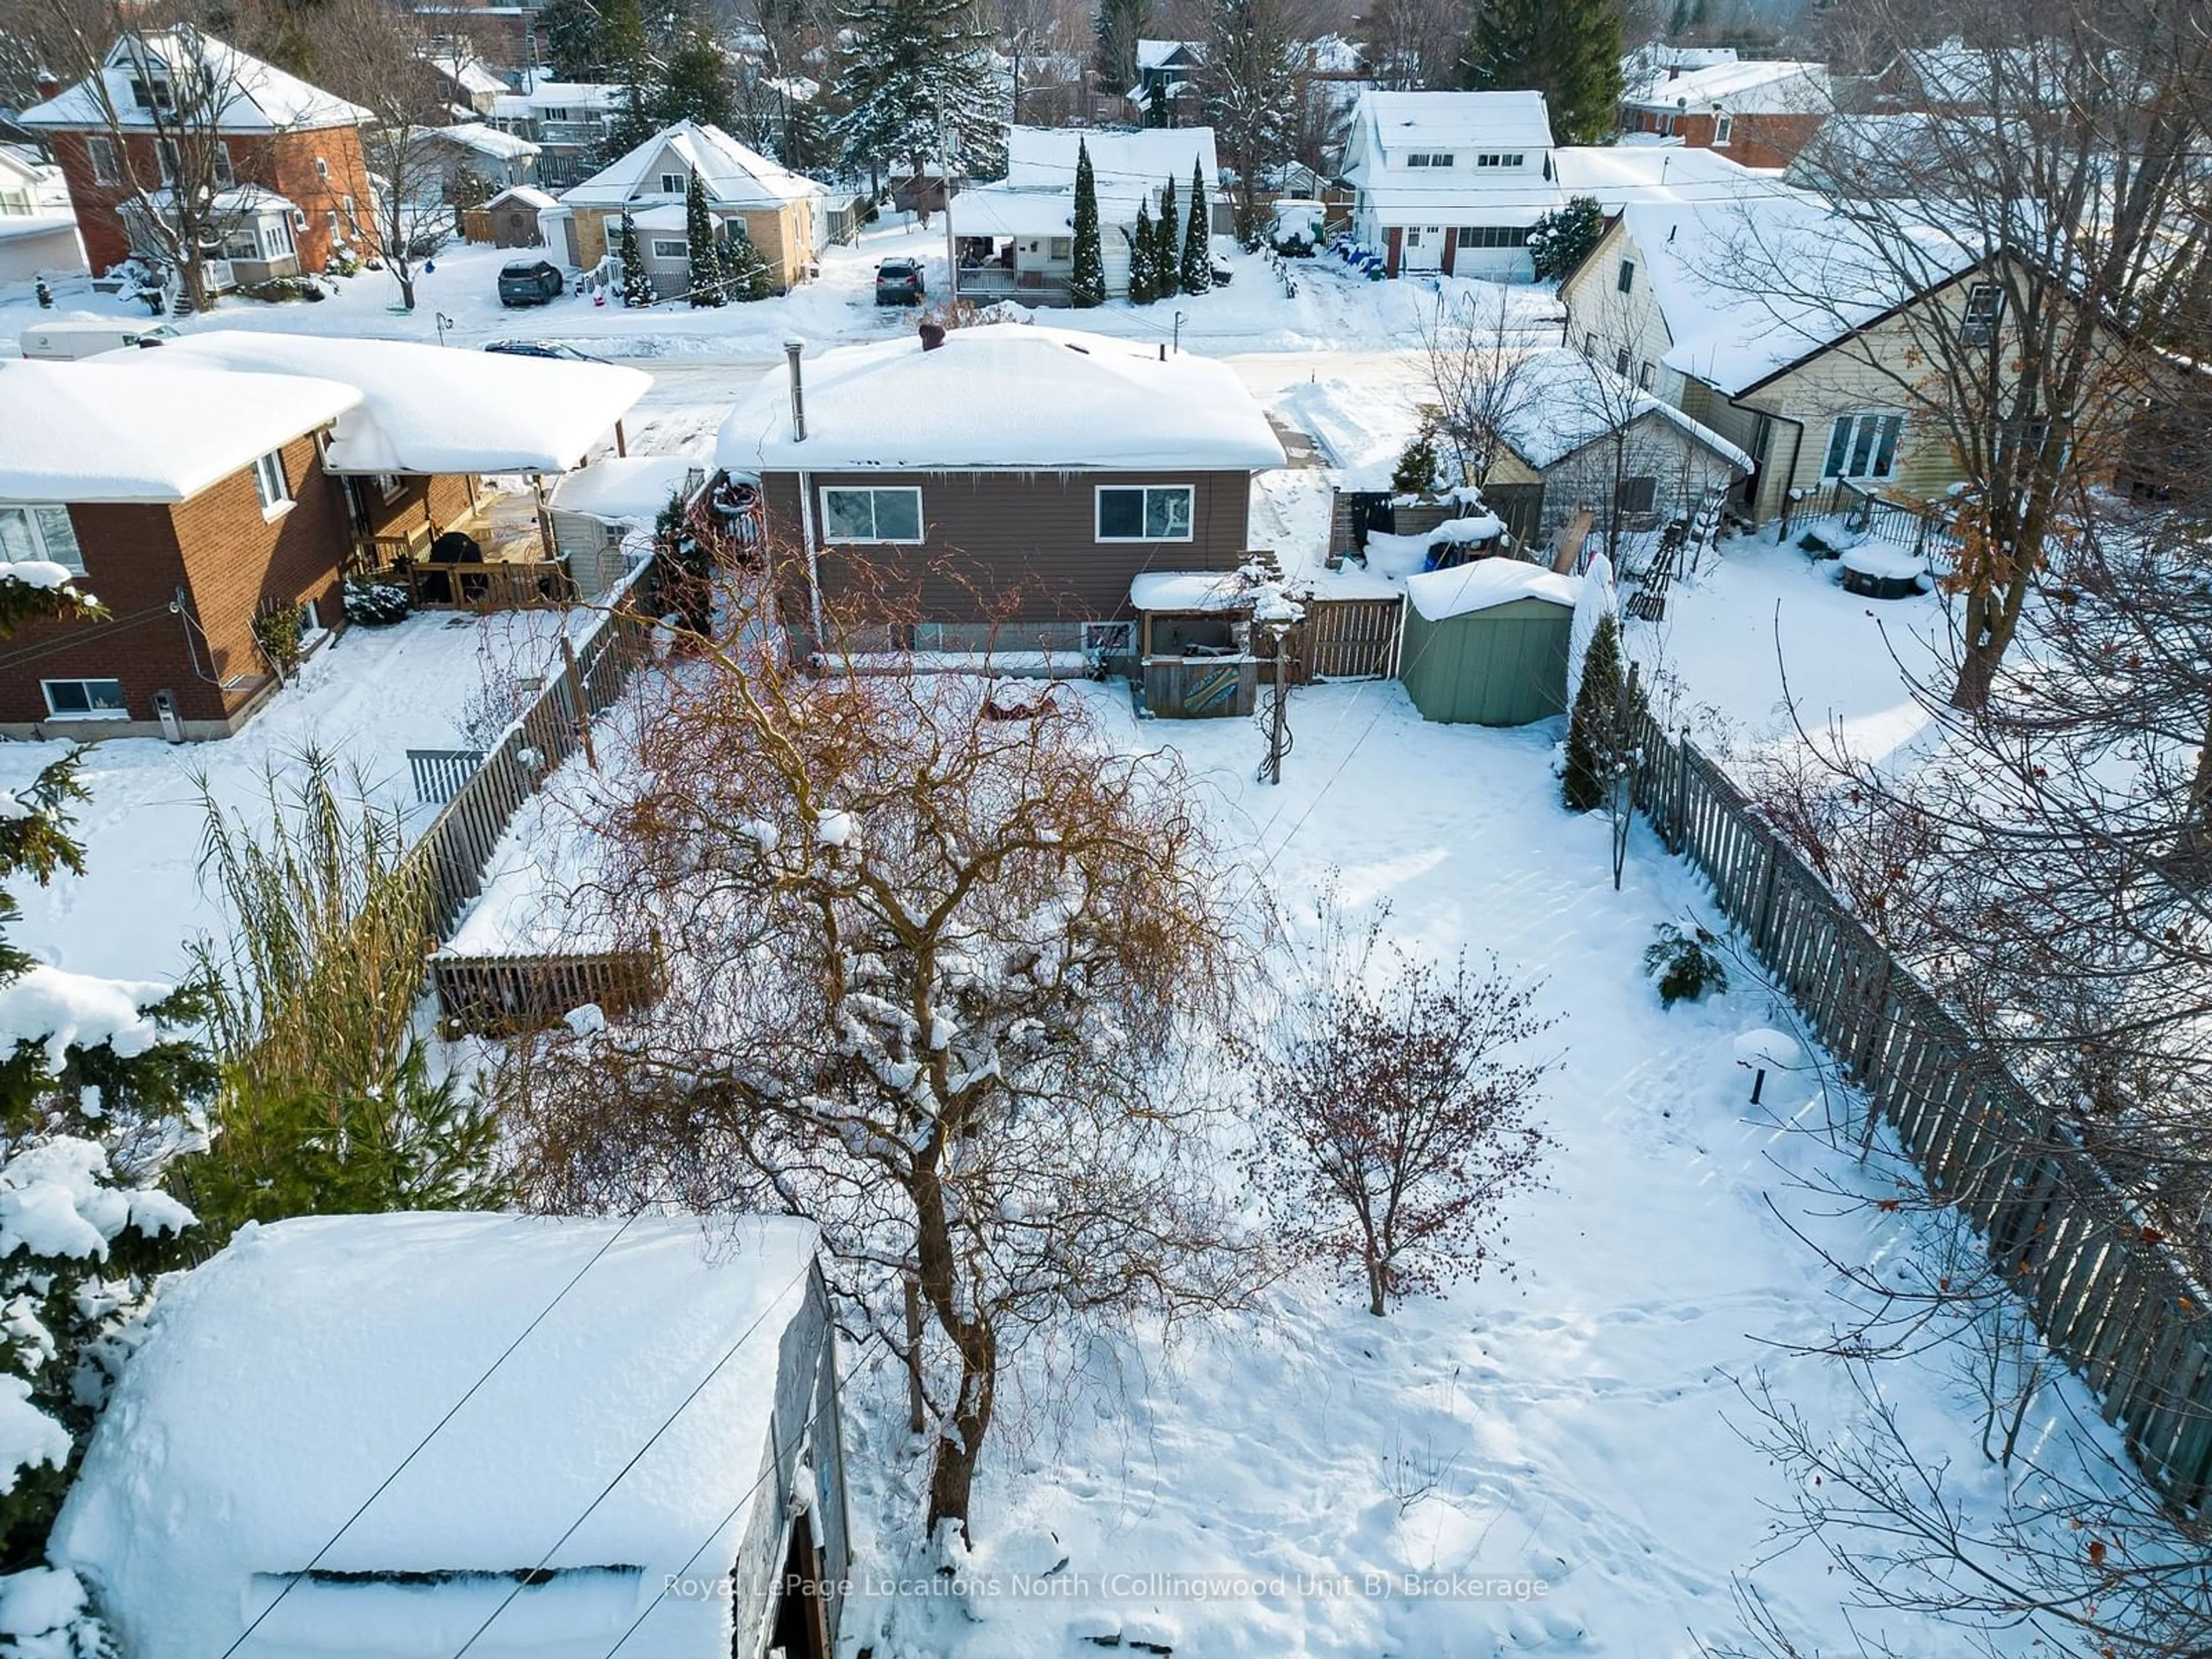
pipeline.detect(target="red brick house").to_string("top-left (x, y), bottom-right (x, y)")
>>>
top-left (0, 358), bottom-right (362, 739)
top-left (19, 30), bottom-right (373, 285)
top-left (1618, 59), bottom-right (1832, 170)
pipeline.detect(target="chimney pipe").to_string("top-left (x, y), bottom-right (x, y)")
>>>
top-left (783, 338), bottom-right (806, 443)
top-left (35, 73), bottom-right (58, 100)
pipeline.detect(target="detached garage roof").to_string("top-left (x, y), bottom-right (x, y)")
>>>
top-left (0, 358), bottom-right (360, 503)
top-left (55, 1212), bottom-right (821, 1659)
top-left (1406, 559), bottom-right (1578, 621)
top-left (141, 333), bottom-right (650, 475)
top-left (718, 326), bottom-right (1286, 472)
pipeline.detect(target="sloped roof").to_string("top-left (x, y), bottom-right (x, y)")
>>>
top-left (1552, 144), bottom-right (1779, 205)
top-left (139, 333), bottom-right (650, 475)
top-left (1499, 347), bottom-right (1753, 471)
top-left (0, 358), bottom-right (360, 503)
top-left (525, 79), bottom-right (627, 112)
top-left (1407, 559), bottom-right (1578, 621)
top-left (717, 325), bottom-right (1285, 472)
top-left (19, 29), bottom-right (370, 132)
top-left (1621, 58), bottom-right (1830, 114)
top-left (1353, 90), bottom-right (1556, 156)
top-left (431, 54), bottom-right (507, 97)
top-left (1135, 39), bottom-right (1203, 70)
top-left (1006, 125), bottom-right (1220, 193)
top-left (486, 183), bottom-right (559, 210)
top-left (431, 120), bottom-right (539, 160)
top-left (560, 120), bottom-right (824, 210)
top-left (54, 1212), bottom-right (821, 1659)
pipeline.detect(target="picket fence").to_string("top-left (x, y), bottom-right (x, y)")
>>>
top-left (1632, 717), bottom-right (2212, 1513)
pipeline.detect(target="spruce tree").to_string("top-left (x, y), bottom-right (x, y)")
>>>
top-left (1462, 0), bottom-right (1624, 146)
top-left (724, 232), bottom-right (777, 300)
top-left (618, 214), bottom-right (656, 306)
top-left (1562, 611), bottom-right (1637, 812)
top-left (1094, 0), bottom-right (1150, 92)
top-left (832, 0), bottom-right (1009, 190)
top-left (1179, 158), bottom-right (1213, 293)
top-left (1128, 202), bottom-right (1158, 304)
top-left (1154, 173), bottom-right (1181, 297)
top-left (684, 174), bottom-right (725, 306)
top-left (660, 28), bottom-right (735, 130)
top-left (1528, 195), bottom-right (1604, 282)
top-left (1069, 139), bottom-right (1106, 307)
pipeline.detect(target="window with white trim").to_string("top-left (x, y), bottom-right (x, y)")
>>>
top-left (252, 449), bottom-right (290, 511)
top-left (650, 237), bottom-right (688, 259)
top-left (41, 679), bottom-right (126, 719)
top-left (1404, 151), bottom-right (1454, 168)
top-left (87, 135), bottom-right (120, 185)
top-left (1616, 259), bottom-right (1636, 294)
top-left (1096, 484), bottom-right (1193, 541)
top-left (1475, 151), bottom-right (1524, 168)
top-left (1455, 225), bottom-right (1529, 249)
top-left (659, 171), bottom-right (684, 194)
top-left (315, 156), bottom-right (329, 180)
top-left (1047, 237), bottom-right (1072, 260)
top-left (1713, 113), bottom-right (1734, 146)
top-left (820, 486), bottom-right (923, 543)
top-left (213, 142), bottom-right (234, 185)
top-left (263, 218), bottom-right (296, 259)
top-left (1822, 413), bottom-right (1904, 480)
top-left (0, 506), bottom-right (85, 575)
top-left (1613, 345), bottom-right (1631, 377)
top-left (1960, 281), bottom-right (2003, 344)
top-left (1638, 361), bottom-right (1656, 390)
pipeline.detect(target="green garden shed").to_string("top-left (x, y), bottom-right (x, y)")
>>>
top-left (1399, 560), bottom-right (1581, 726)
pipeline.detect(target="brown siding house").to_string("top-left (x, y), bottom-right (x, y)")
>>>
top-left (0, 358), bottom-right (363, 739)
top-left (759, 469), bottom-right (1255, 638)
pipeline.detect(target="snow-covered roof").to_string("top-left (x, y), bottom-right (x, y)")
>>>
top-left (1406, 559), bottom-right (1578, 621)
top-left (1621, 44), bottom-right (1738, 82)
top-left (431, 54), bottom-right (508, 97)
top-left (551, 455), bottom-right (698, 521)
top-left (718, 326), bottom-right (1285, 474)
top-left (1552, 143), bottom-right (1778, 206)
top-left (525, 79), bottom-right (626, 113)
top-left (946, 183), bottom-right (1086, 237)
top-left (19, 29), bottom-right (370, 133)
top-left (486, 183), bottom-right (559, 210)
top-left (1498, 347), bottom-right (1753, 471)
top-left (1622, 58), bottom-right (1830, 115)
top-left (139, 334), bottom-right (650, 475)
top-left (433, 120), bottom-right (539, 160)
top-left (1353, 90), bottom-right (1556, 158)
top-left (1131, 570), bottom-right (1253, 612)
top-left (1005, 125), bottom-right (1219, 195)
top-left (1612, 194), bottom-right (1979, 396)
top-left (1134, 39), bottom-right (1203, 70)
top-left (0, 358), bottom-right (360, 505)
top-left (562, 120), bottom-right (823, 210)
top-left (54, 1212), bottom-right (821, 1659)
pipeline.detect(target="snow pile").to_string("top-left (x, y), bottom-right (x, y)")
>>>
top-left (1840, 543), bottom-right (1930, 583)
top-left (1130, 571), bottom-right (1252, 612)
top-left (0, 360), bottom-right (362, 504)
top-left (138, 334), bottom-right (651, 476)
top-left (0, 1381), bottom-right (68, 1497)
top-left (1362, 519), bottom-right (1506, 578)
top-left (0, 967), bottom-right (169, 1073)
top-left (1734, 1027), bottom-right (1803, 1069)
top-left (1567, 551), bottom-right (1617, 707)
top-left (0, 1564), bottom-right (96, 1658)
top-left (0, 1137), bottom-right (192, 1262)
top-left (1404, 559), bottom-right (1578, 622)
top-left (717, 326), bottom-right (1286, 472)
top-left (0, 562), bottom-right (77, 593)
top-left (55, 1213), bottom-right (821, 1659)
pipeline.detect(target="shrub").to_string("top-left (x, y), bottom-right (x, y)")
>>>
top-left (1391, 430), bottom-right (1443, 495)
top-left (1563, 613), bottom-right (1643, 812)
top-left (238, 276), bottom-right (324, 304)
top-left (1528, 195), bottom-right (1604, 283)
top-left (1644, 922), bottom-right (1729, 1007)
top-left (342, 579), bottom-right (410, 626)
top-left (252, 601), bottom-right (306, 675)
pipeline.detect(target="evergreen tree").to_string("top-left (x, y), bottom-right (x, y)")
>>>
top-left (1095, 0), bottom-right (1150, 93)
top-left (1202, 0), bottom-right (1298, 232)
top-left (539, 0), bottom-right (612, 79)
top-left (0, 570), bottom-right (214, 1570)
top-left (1463, 0), bottom-right (1623, 145)
top-left (1154, 173), bottom-right (1181, 297)
top-left (1069, 139), bottom-right (1106, 307)
top-left (660, 28), bottom-right (736, 130)
top-left (1180, 158), bottom-right (1213, 293)
top-left (1562, 611), bottom-right (1642, 812)
top-left (723, 232), bottom-right (777, 300)
top-left (618, 214), bottom-right (656, 306)
top-left (685, 173), bottom-right (726, 306)
top-left (1528, 194), bottom-right (1604, 282)
top-left (1128, 203), bottom-right (1158, 304)
top-left (831, 0), bottom-right (1009, 192)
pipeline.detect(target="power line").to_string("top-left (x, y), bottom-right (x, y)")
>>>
top-left (216, 1206), bottom-right (665, 1659)
top-left (445, 1247), bottom-right (825, 1659)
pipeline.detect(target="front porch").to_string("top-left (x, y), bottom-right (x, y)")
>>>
top-left (348, 476), bottom-right (574, 611)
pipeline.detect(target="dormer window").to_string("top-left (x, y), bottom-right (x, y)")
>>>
top-left (659, 171), bottom-right (684, 194)
top-left (1404, 151), bottom-right (1453, 168)
top-left (1475, 152), bottom-right (1524, 168)
top-left (128, 76), bottom-right (175, 111)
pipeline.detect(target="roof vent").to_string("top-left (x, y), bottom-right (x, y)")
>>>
top-left (918, 321), bottom-right (946, 351)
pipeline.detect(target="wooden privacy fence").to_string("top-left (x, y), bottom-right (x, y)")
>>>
top-left (403, 560), bottom-right (574, 611)
top-left (1632, 718), bottom-right (2212, 1513)
top-left (1259, 596), bottom-right (1405, 684)
top-left (431, 949), bottom-right (663, 1037)
top-left (407, 748), bottom-right (484, 806)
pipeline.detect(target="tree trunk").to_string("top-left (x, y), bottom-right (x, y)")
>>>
top-left (903, 1276), bottom-right (927, 1434)
top-left (397, 272), bottom-right (416, 311)
top-left (1366, 1254), bottom-right (1388, 1317)
top-left (180, 252), bottom-right (215, 315)
top-left (925, 1340), bottom-right (995, 1541)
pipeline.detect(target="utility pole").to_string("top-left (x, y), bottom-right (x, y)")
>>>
top-left (1259, 613), bottom-right (1295, 785)
top-left (1173, 309), bottom-right (1186, 353)
top-left (934, 92), bottom-right (959, 298)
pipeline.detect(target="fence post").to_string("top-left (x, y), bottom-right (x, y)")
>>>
top-left (560, 632), bottom-right (599, 772)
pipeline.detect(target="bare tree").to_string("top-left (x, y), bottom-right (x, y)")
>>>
top-left (1358, 0), bottom-right (1463, 90)
top-left (1415, 286), bottom-right (1541, 488)
top-left (1736, 0), bottom-right (2212, 710)
top-left (503, 565), bottom-right (1267, 1542)
top-left (1242, 888), bottom-right (1554, 1317)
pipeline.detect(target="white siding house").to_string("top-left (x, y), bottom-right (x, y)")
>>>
top-left (1338, 90), bottom-right (1558, 279)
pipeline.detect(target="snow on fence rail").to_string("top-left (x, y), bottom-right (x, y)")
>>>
top-left (1632, 717), bottom-right (2212, 1514)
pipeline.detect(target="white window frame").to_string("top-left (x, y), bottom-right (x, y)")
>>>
top-left (213, 141), bottom-right (234, 185)
top-left (1960, 280), bottom-right (2004, 344)
top-left (374, 473), bottom-right (404, 502)
top-left (1475, 151), bottom-right (1523, 168)
top-left (1617, 259), bottom-right (1636, 294)
top-left (1047, 236), bottom-right (1073, 260)
top-left (650, 237), bottom-right (688, 259)
top-left (1094, 484), bottom-right (1195, 543)
top-left (252, 449), bottom-right (291, 514)
top-left (819, 485), bottom-right (924, 544)
top-left (1713, 112), bottom-right (1734, 146)
top-left (40, 678), bottom-right (127, 721)
top-left (659, 171), bottom-right (685, 194)
top-left (1822, 413), bottom-right (1905, 481)
top-left (86, 134), bottom-right (121, 186)
top-left (0, 505), bottom-right (85, 575)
